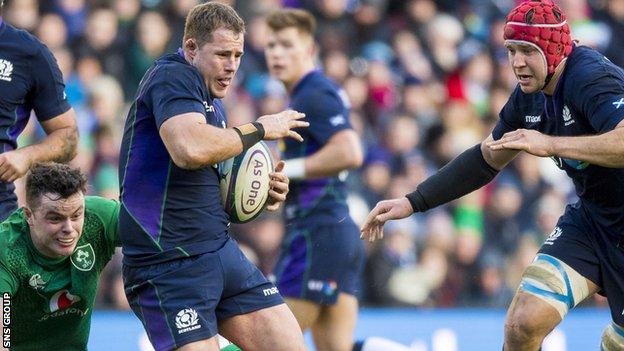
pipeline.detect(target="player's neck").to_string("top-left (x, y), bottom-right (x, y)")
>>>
top-left (285, 66), bottom-right (316, 92)
top-left (542, 59), bottom-right (567, 95)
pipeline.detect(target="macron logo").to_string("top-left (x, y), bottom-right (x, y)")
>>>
top-left (329, 114), bottom-right (346, 126)
top-left (525, 115), bottom-right (541, 123)
top-left (0, 59), bottom-right (13, 82)
top-left (263, 287), bottom-right (279, 296)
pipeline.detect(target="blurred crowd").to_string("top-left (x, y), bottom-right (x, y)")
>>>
top-left (5, 0), bottom-right (623, 310)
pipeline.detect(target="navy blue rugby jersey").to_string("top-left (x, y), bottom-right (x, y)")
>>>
top-left (493, 45), bottom-right (624, 230)
top-left (0, 18), bottom-right (70, 218)
top-left (280, 70), bottom-right (353, 223)
top-left (119, 49), bottom-right (229, 266)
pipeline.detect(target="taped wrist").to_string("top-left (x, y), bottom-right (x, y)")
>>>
top-left (233, 122), bottom-right (265, 150)
top-left (405, 144), bottom-right (499, 212)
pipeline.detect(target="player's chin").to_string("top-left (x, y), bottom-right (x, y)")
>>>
top-left (54, 242), bottom-right (77, 257)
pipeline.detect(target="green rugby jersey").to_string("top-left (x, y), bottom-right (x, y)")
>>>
top-left (0, 196), bottom-right (119, 351)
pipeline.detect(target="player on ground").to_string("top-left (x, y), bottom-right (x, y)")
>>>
top-left (361, 1), bottom-right (624, 350)
top-left (265, 9), bottom-right (411, 351)
top-left (0, 0), bottom-right (78, 220)
top-left (0, 163), bottom-right (118, 351)
top-left (118, 3), bottom-right (308, 351)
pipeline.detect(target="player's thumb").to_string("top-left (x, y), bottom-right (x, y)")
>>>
top-left (274, 160), bottom-right (285, 172)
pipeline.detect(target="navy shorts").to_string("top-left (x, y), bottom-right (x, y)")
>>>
top-left (123, 237), bottom-right (283, 351)
top-left (273, 217), bottom-right (365, 305)
top-left (539, 202), bottom-right (624, 325)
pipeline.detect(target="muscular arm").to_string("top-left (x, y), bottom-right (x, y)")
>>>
top-left (0, 109), bottom-right (78, 182)
top-left (550, 120), bottom-right (624, 167)
top-left (301, 129), bottom-right (363, 179)
top-left (159, 112), bottom-right (244, 170)
top-left (487, 120), bottom-right (624, 168)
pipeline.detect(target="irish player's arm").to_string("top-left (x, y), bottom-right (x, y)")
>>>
top-left (291, 129), bottom-right (363, 179)
top-left (0, 109), bottom-right (77, 182)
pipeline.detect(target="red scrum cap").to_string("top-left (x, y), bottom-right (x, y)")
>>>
top-left (504, 0), bottom-right (573, 77)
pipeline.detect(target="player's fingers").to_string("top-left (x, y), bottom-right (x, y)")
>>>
top-left (268, 188), bottom-right (287, 202)
top-left (286, 111), bottom-right (306, 120)
top-left (265, 202), bottom-right (280, 211)
top-left (288, 131), bottom-right (304, 142)
top-left (0, 164), bottom-right (13, 181)
top-left (290, 120), bottom-right (310, 129)
top-left (269, 180), bottom-right (288, 193)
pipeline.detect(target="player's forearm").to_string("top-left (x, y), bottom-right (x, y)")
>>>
top-left (299, 138), bottom-right (363, 179)
top-left (550, 128), bottom-right (624, 168)
top-left (19, 124), bottom-right (77, 164)
top-left (174, 126), bottom-right (244, 169)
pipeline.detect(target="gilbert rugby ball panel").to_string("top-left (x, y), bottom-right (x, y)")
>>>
top-left (220, 141), bottom-right (274, 223)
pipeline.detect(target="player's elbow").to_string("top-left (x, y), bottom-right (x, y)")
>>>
top-left (345, 148), bottom-right (364, 169)
top-left (169, 145), bottom-right (205, 170)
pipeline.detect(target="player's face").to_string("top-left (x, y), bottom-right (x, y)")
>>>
top-left (25, 192), bottom-right (85, 259)
top-left (188, 28), bottom-right (244, 99)
top-left (265, 27), bottom-right (314, 88)
top-left (506, 42), bottom-right (547, 93)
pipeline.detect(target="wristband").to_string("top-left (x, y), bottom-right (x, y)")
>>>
top-left (233, 122), bottom-right (265, 150)
top-left (282, 158), bottom-right (306, 179)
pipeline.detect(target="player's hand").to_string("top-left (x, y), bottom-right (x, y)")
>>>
top-left (257, 110), bottom-right (308, 142)
top-left (360, 197), bottom-right (413, 242)
top-left (486, 129), bottom-right (554, 157)
top-left (0, 149), bottom-right (33, 182)
top-left (266, 161), bottom-right (289, 211)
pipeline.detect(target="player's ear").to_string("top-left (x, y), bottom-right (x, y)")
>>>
top-left (23, 207), bottom-right (34, 226)
top-left (184, 38), bottom-right (198, 59)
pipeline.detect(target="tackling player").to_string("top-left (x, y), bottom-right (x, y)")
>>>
top-left (0, 163), bottom-right (118, 351)
top-left (0, 0), bottom-right (78, 220)
top-left (118, 3), bottom-right (308, 351)
top-left (361, 1), bottom-right (624, 350)
top-left (265, 9), bottom-right (411, 351)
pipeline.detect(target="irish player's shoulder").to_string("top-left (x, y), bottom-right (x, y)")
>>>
top-left (85, 196), bottom-right (119, 225)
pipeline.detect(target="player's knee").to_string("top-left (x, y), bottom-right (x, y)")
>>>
top-left (505, 300), bottom-right (547, 343)
top-left (601, 323), bottom-right (624, 350)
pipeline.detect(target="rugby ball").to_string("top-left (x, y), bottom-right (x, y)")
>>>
top-left (220, 141), bottom-right (275, 223)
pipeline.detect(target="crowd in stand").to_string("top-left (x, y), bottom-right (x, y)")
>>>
top-left (5, 0), bottom-right (622, 310)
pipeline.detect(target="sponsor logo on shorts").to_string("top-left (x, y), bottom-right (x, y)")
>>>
top-left (175, 308), bottom-right (201, 334)
top-left (262, 287), bottom-right (279, 297)
top-left (307, 280), bottom-right (337, 296)
top-left (544, 226), bottom-right (563, 245)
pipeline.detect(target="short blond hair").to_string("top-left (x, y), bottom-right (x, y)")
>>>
top-left (183, 2), bottom-right (245, 47)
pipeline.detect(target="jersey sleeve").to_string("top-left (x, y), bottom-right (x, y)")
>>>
top-left (85, 196), bottom-right (120, 249)
top-left (492, 90), bottom-right (523, 140)
top-left (30, 44), bottom-right (71, 121)
top-left (145, 66), bottom-right (206, 129)
top-left (571, 69), bottom-right (624, 133)
top-left (296, 88), bottom-right (352, 144)
top-left (0, 263), bottom-right (18, 295)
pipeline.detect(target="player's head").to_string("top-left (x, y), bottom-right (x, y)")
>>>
top-left (23, 163), bottom-right (87, 259)
top-left (503, 0), bottom-right (572, 93)
top-left (183, 2), bottom-right (245, 98)
top-left (265, 8), bottom-right (317, 88)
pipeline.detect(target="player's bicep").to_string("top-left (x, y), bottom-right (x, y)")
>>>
top-left (159, 112), bottom-right (210, 166)
top-left (482, 134), bottom-right (519, 170)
